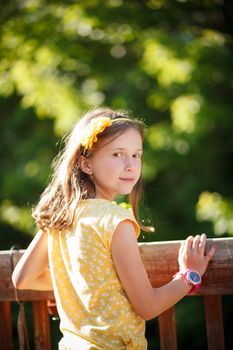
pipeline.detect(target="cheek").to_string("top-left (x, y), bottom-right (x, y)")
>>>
top-left (135, 159), bottom-right (142, 170)
top-left (137, 167), bottom-right (141, 178)
top-left (94, 158), bottom-right (119, 175)
top-left (107, 160), bottom-right (121, 174)
top-left (136, 162), bottom-right (142, 178)
top-left (106, 157), bottom-right (121, 168)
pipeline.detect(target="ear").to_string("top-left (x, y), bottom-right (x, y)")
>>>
top-left (79, 155), bottom-right (93, 175)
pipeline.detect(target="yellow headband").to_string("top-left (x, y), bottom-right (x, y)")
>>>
top-left (80, 116), bottom-right (131, 152)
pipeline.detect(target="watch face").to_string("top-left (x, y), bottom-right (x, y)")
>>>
top-left (187, 270), bottom-right (201, 285)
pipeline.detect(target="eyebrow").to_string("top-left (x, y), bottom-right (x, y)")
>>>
top-left (110, 147), bottom-right (143, 152)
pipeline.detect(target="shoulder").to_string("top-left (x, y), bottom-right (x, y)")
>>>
top-left (79, 198), bottom-right (140, 239)
top-left (112, 220), bottom-right (138, 244)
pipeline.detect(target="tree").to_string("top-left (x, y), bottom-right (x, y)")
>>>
top-left (1, 1), bottom-right (233, 348)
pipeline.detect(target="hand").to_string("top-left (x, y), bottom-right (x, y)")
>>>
top-left (178, 233), bottom-right (216, 276)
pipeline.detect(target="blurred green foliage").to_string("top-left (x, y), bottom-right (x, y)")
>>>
top-left (1, 0), bottom-right (233, 349)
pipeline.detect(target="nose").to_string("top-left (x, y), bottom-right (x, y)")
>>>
top-left (125, 157), bottom-right (135, 171)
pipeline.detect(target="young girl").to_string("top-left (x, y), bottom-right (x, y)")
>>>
top-left (12, 107), bottom-right (216, 350)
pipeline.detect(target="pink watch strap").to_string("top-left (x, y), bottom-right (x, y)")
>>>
top-left (173, 269), bottom-right (201, 294)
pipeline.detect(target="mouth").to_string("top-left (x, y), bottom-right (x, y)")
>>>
top-left (119, 178), bottom-right (135, 182)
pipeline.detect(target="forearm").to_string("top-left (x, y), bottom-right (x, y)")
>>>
top-left (136, 276), bottom-right (192, 320)
top-left (150, 277), bottom-right (192, 319)
top-left (12, 230), bottom-right (53, 290)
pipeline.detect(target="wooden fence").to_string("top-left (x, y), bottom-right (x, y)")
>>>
top-left (0, 237), bottom-right (233, 350)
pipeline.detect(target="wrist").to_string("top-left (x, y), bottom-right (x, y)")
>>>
top-left (173, 269), bottom-right (202, 294)
top-left (173, 274), bottom-right (193, 294)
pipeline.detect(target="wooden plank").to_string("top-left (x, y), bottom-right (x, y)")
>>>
top-left (0, 249), bottom-right (54, 301)
top-left (139, 238), bottom-right (233, 295)
top-left (159, 306), bottom-right (177, 350)
top-left (204, 295), bottom-right (225, 350)
top-left (0, 301), bottom-right (13, 350)
top-left (32, 300), bottom-right (51, 350)
top-left (1, 237), bottom-right (233, 300)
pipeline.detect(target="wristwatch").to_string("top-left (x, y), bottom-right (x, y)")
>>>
top-left (173, 269), bottom-right (202, 293)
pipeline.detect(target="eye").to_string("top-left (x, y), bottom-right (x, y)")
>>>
top-left (133, 153), bottom-right (142, 159)
top-left (113, 152), bottom-right (123, 157)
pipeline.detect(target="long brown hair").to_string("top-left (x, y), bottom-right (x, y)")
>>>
top-left (32, 107), bottom-right (152, 232)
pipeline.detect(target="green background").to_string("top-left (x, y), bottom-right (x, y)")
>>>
top-left (1, 0), bottom-right (233, 349)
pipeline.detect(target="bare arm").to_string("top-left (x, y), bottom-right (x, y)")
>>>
top-left (111, 221), bottom-right (216, 320)
top-left (12, 229), bottom-right (53, 291)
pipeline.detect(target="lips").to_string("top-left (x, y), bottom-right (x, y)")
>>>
top-left (119, 178), bottom-right (134, 181)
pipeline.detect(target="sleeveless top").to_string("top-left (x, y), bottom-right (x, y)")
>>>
top-left (48, 198), bottom-right (147, 350)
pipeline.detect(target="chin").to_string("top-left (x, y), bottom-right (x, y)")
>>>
top-left (118, 189), bottom-right (132, 195)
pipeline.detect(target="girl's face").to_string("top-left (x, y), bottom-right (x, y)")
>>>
top-left (84, 127), bottom-right (143, 201)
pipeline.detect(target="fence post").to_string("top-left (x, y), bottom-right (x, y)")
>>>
top-left (0, 301), bottom-right (13, 350)
top-left (32, 300), bottom-right (51, 350)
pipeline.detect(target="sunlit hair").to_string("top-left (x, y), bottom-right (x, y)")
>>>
top-left (32, 107), bottom-right (152, 232)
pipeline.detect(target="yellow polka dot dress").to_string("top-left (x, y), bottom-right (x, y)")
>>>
top-left (48, 199), bottom-right (147, 350)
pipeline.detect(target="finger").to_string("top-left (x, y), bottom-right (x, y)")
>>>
top-left (198, 233), bottom-right (206, 255)
top-left (179, 241), bottom-right (185, 254)
top-left (184, 235), bottom-right (194, 251)
top-left (179, 241), bottom-right (184, 253)
top-left (205, 245), bottom-right (217, 261)
top-left (192, 234), bottom-right (201, 251)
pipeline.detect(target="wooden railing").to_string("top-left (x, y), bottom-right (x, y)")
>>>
top-left (0, 237), bottom-right (233, 350)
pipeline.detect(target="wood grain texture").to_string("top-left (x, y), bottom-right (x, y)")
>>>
top-left (32, 300), bottom-right (51, 350)
top-left (138, 238), bottom-right (233, 295)
top-left (0, 249), bottom-right (54, 301)
top-left (0, 237), bottom-right (233, 301)
top-left (0, 237), bottom-right (232, 350)
top-left (0, 302), bottom-right (13, 350)
top-left (204, 295), bottom-right (225, 350)
top-left (159, 306), bottom-right (177, 350)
